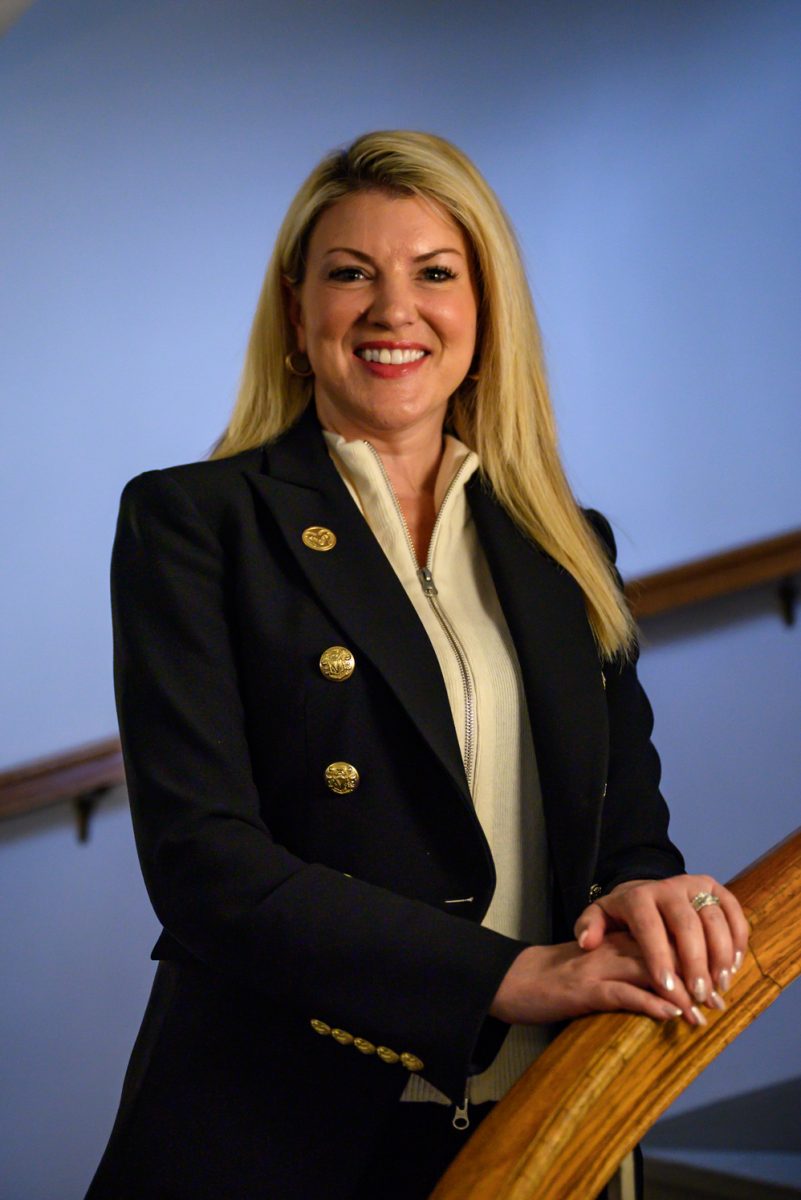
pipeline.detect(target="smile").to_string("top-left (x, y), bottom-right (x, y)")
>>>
top-left (355, 347), bottom-right (428, 364)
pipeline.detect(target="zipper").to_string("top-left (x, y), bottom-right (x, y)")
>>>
top-left (363, 443), bottom-right (477, 791)
top-left (452, 1080), bottom-right (471, 1130)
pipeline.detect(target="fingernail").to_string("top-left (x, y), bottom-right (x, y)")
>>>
top-left (709, 991), bottom-right (726, 1011)
top-left (662, 1004), bottom-right (683, 1019)
top-left (689, 1006), bottom-right (708, 1027)
top-left (662, 971), bottom-right (676, 992)
top-left (692, 977), bottom-right (707, 1003)
top-left (733, 951), bottom-right (744, 973)
top-left (578, 930), bottom-right (589, 949)
top-left (718, 969), bottom-right (731, 994)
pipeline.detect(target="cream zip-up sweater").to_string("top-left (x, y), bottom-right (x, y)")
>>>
top-left (324, 431), bottom-right (552, 1105)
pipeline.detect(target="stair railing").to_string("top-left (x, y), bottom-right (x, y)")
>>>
top-left (430, 826), bottom-right (801, 1199)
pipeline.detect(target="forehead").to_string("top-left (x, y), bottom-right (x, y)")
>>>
top-left (307, 189), bottom-right (469, 258)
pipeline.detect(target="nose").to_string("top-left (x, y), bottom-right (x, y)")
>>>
top-left (366, 272), bottom-right (416, 329)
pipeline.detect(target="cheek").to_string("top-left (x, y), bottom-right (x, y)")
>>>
top-left (312, 302), bottom-right (357, 348)
top-left (438, 297), bottom-right (477, 346)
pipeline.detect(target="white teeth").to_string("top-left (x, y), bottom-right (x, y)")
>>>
top-left (357, 347), bottom-right (426, 364)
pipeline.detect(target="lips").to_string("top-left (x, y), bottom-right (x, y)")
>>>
top-left (353, 341), bottom-right (430, 376)
top-left (354, 341), bottom-right (430, 365)
top-left (356, 347), bottom-right (427, 364)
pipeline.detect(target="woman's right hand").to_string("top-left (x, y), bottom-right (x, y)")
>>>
top-left (488, 934), bottom-right (692, 1026)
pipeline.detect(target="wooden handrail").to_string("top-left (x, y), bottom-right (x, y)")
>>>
top-left (0, 735), bottom-right (123, 837)
top-left (624, 527), bottom-right (801, 621)
top-left (0, 527), bottom-right (797, 828)
top-left (430, 826), bottom-right (801, 1200)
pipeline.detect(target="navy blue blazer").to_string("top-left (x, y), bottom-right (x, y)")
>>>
top-left (87, 407), bottom-right (683, 1200)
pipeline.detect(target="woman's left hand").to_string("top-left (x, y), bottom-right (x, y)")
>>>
top-left (573, 875), bottom-right (750, 1018)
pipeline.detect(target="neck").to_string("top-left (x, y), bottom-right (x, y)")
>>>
top-left (316, 405), bottom-right (446, 566)
top-left (315, 405), bottom-right (446, 500)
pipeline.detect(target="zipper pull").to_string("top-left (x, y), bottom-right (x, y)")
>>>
top-left (452, 1093), bottom-right (470, 1130)
top-left (418, 566), bottom-right (438, 596)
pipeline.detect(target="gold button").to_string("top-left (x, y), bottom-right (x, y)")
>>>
top-left (331, 1028), bottom-right (354, 1045)
top-left (302, 526), bottom-right (337, 551)
top-left (319, 646), bottom-right (356, 682)
top-left (354, 1038), bottom-right (376, 1055)
top-left (310, 1019), bottom-right (331, 1036)
top-left (376, 1045), bottom-right (399, 1064)
top-left (589, 883), bottom-right (603, 903)
top-left (325, 762), bottom-right (360, 795)
top-left (400, 1052), bottom-right (425, 1072)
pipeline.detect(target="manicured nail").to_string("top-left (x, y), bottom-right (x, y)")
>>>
top-left (662, 1003), bottom-right (683, 1019)
top-left (718, 969), bottom-right (731, 994)
top-left (709, 991), bottom-right (726, 1011)
top-left (661, 971), bottom-right (676, 992)
top-left (733, 951), bottom-right (744, 973)
top-left (578, 930), bottom-right (589, 949)
top-left (689, 1006), bottom-right (708, 1027)
top-left (692, 977), bottom-right (707, 1003)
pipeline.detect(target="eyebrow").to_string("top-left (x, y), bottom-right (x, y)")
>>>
top-left (322, 246), bottom-right (464, 262)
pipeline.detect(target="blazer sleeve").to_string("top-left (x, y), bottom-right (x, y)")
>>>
top-left (111, 468), bottom-right (524, 1102)
top-left (584, 509), bottom-right (686, 893)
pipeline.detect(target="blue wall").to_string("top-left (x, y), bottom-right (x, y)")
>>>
top-left (1, 2), bottom-right (798, 1196)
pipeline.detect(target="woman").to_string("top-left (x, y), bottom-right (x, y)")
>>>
top-left (87, 131), bottom-right (749, 1200)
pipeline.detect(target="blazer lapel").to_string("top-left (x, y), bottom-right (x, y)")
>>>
top-left (244, 409), bottom-right (471, 809)
top-left (467, 478), bottom-right (609, 911)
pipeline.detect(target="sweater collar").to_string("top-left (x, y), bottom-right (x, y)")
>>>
top-left (321, 429), bottom-right (479, 514)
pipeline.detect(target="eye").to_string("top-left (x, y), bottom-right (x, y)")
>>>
top-left (421, 265), bottom-right (457, 282)
top-left (327, 266), bottom-right (368, 282)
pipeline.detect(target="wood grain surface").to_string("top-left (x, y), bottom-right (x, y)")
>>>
top-left (430, 827), bottom-right (801, 1200)
top-left (625, 528), bottom-right (801, 619)
top-left (0, 735), bottom-right (123, 821)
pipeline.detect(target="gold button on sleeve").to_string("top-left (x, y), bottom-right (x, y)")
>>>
top-left (324, 762), bottom-right (360, 794)
top-left (400, 1052), bottom-right (424, 1072)
top-left (319, 646), bottom-right (356, 681)
top-left (302, 526), bottom-right (337, 551)
top-left (353, 1038), bottom-right (376, 1055)
top-left (376, 1045), bottom-right (400, 1064)
top-left (331, 1028), bottom-right (354, 1045)
top-left (310, 1019), bottom-right (331, 1036)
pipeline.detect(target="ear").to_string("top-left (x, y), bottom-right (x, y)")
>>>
top-left (282, 276), bottom-right (307, 353)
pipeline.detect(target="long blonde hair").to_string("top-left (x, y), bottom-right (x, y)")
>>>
top-left (214, 130), bottom-right (635, 659)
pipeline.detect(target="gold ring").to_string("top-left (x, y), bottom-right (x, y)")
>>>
top-left (691, 891), bottom-right (720, 912)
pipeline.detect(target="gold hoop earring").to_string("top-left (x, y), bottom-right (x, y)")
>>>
top-left (285, 350), bottom-right (314, 378)
top-left (465, 355), bottom-right (480, 382)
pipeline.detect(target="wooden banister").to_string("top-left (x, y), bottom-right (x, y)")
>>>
top-left (0, 736), bottom-right (123, 839)
top-left (430, 827), bottom-right (801, 1200)
top-left (624, 527), bottom-right (801, 621)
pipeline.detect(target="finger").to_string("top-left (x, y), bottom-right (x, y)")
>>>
top-left (716, 885), bottom-right (751, 976)
top-left (606, 891), bottom-right (684, 999)
top-left (574, 902), bottom-right (609, 951)
top-left (660, 893), bottom-right (716, 1007)
top-left (593, 979), bottom-right (685, 1024)
top-left (684, 877), bottom-right (749, 998)
top-left (694, 902), bottom-right (733, 997)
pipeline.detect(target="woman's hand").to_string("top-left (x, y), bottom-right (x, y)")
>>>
top-left (573, 875), bottom-right (750, 1020)
top-left (488, 933), bottom-right (686, 1025)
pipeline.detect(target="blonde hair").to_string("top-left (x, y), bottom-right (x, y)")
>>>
top-left (214, 130), bottom-right (635, 659)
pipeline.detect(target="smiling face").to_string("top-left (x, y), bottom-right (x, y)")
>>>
top-left (288, 189), bottom-right (478, 444)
